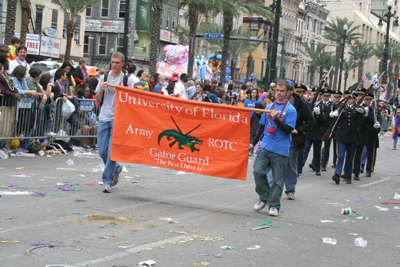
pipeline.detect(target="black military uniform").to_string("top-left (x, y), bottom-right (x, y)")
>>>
top-left (365, 99), bottom-right (382, 176)
top-left (332, 89), bottom-right (366, 184)
top-left (352, 89), bottom-right (374, 180)
top-left (320, 89), bottom-right (335, 171)
top-left (302, 88), bottom-right (325, 176)
top-left (331, 90), bottom-right (343, 167)
top-left (295, 84), bottom-right (310, 175)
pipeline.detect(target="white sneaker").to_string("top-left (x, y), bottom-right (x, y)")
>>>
top-left (254, 201), bottom-right (266, 211)
top-left (287, 192), bottom-right (295, 200)
top-left (268, 207), bottom-right (279, 216)
top-left (103, 185), bottom-right (112, 193)
top-left (46, 132), bottom-right (57, 137)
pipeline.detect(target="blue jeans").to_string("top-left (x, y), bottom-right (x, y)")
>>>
top-left (284, 147), bottom-right (298, 194)
top-left (98, 120), bottom-right (120, 186)
top-left (302, 139), bottom-right (312, 165)
top-left (335, 141), bottom-right (356, 180)
top-left (253, 149), bottom-right (288, 209)
top-left (361, 146), bottom-right (367, 165)
top-left (394, 135), bottom-right (399, 149)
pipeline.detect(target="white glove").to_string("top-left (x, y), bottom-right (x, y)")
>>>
top-left (329, 110), bottom-right (339, 118)
top-left (374, 122), bottom-right (381, 129)
top-left (313, 107), bottom-right (320, 115)
top-left (356, 107), bottom-right (364, 113)
top-left (364, 106), bottom-right (369, 117)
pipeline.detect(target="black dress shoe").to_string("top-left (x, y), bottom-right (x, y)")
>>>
top-left (360, 164), bottom-right (365, 173)
top-left (354, 175), bottom-right (360, 181)
top-left (332, 174), bottom-right (340, 184)
top-left (316, 171), bottom-right (321, 176)
top-left (309, 164), bottom-right (314, 170)
top-left (346, 180), bottom-right (352, 184)
top-left (332, 165), bottom-right (336, 168)
top-left (322, 167), bottom-right (326, 171)
top-left (341, 174), bottom-right (345, 178)
top-left (366, 173), bottom-right (371, 177)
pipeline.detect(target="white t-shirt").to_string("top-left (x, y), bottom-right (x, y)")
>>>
top-left (8, 58), bottom-right (30, 76)
top-left (130, 73), bottom-right (140, 84)
top-left (174, 80), bottom-right (187, 99)
top-left (49, 69), bottom-right (57, 81)
top-left (95, 72), bottom-right (135, 122)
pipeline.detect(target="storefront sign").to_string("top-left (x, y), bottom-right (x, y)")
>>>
top-left (40, 36), bottom-right (61, 58)
top-left (160, 29), bottom-right (171, 42)
top-left (85, 19), bottom-right (124, 33)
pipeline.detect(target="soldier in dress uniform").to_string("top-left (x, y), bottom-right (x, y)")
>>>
top-left (330, 90), bottom-right (343, 168)
top-left (302, 87), bottom-right (325, 176)
top-left (352, 89), bottom-right (374, 180)
top-left (331, 89), bottom-right (366, 184)
top-left (365, 95), bottom-right (382, 177)
top-left (320, 88), bottom-right (335, 171)
top-left (294, 84), bottom-right (309, 175)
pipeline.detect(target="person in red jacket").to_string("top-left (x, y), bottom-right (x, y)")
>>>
top-left (73, 58), bottom-right (88, 86)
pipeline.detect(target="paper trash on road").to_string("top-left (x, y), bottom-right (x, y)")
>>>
top-left (247, 245), bottom-right (261, 250)
top-left (321, 220), bottom-right (334, 223)
top-left (139, 260), bottom-right (156, 266)
top-left (0, 191), bottom-right (32, 195)
top-left (375, 206), bottom-right (390, 211)
top-left (322, 238), bottom-right (337, 245)
top-left (354, 237), bottom-right (368, 248)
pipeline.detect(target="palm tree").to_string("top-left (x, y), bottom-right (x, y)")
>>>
top-left (348, 41), bottom-right (371, 83)
top-left (342, 59), bottom-right (357, 90)
top-left (52, 0), bottom-right (98, 61)
top-left (298, 42), bottom-right (327, 87)
top-left (5, 0), bottom-right (18, 45)
top-left (216, 0), bottom-right (273, 80)
top-left (20, 0), bottom-right (31, 46)
top-left (149, 0), bottom-right (163, 74)
top-left (324, 17), bottom-right (362, 90)
top-left (178, 0), bottom-right (213, 77)
top-left (318, 52), bottom-right (334, 87)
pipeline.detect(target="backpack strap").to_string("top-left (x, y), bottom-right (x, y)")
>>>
top-left (100, 72), bottom-right (109, 108)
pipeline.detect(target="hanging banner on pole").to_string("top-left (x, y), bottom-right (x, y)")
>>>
top-left (110, 86), bottom-right (251, 180)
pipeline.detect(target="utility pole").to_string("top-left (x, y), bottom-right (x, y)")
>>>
top-left (280, 35), bottom-right (285, 79)
top-left (122, 0), bottom-right (130, 66)
top-left (270, 0), bottom-right (281, 83)
top-left (264, 22), bottom-right (274, 84)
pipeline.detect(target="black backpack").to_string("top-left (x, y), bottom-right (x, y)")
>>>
top-left (100, 72), bottom-right (129, 107)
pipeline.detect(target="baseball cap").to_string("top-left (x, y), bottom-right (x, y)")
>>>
top-left (168, 77), bottom-right (177, 82)
top-left (286, 80), bottom-right (294, 88)
top-left (270, 82), bottom-right (276, 87)
top-left (180, 73), bottom-right (187, 79)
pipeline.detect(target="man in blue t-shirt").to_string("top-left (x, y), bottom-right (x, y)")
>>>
top-left (247, 80), bottom-right (297, 216)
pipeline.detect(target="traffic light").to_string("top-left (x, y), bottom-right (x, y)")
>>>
top-left (282, 68), bottom-right (286, 79)
top-left (398, 75), bottom-right (400, 88)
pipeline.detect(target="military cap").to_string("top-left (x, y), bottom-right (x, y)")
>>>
top-left (332, 90), bottom-right (343, 97)
top-left (364, 92), bottom-right (374, 100)
top-left (344, 90), bottom-right (355, 98)
top-left (355, 87), bottom-right (366, 96)
top-left (311, 87), bottom-right (319, 94)
top-left (295, 83), bottom-right (307, 92)
top-left (322, 88), bottom-right (332, 96)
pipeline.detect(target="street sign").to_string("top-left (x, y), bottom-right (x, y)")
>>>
top-left (380, 84), bottom-right (387, 93)
top-left (205, 33), bottom-right (222, 39)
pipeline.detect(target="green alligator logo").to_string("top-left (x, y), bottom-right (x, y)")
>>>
top-left (158, 116), bottom-right (203, 152)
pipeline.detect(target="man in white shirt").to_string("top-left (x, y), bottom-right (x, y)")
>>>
top-left (95, 52), bottom-right (135, 193)
top-left (8, 45), bottom-right (30, 76)
top-left (174, 73), bottom-right (188, 99)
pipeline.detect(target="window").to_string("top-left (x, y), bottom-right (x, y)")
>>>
top-left (116, 36), bottom-right (124, 52)
top-left (35, 7), bottom-right (43, 34)
top-left (101, 0), bottom-right (109, 17)
top-left (74, 15), bottom-right (81, 41)
top-left (51, 9), bottom-right (58, 29)
top-left (172, 13), bottom-right (176, 30)
top-left (166, 11), bottom-right (170, 29)
top-left (312, 19), bottom-right (316, 33)
top-left (63, 13), bottom-right (70, 39)
top-left (99, 36), bottom-right (107, 55)
top-left (160, 12), bottom-right (163, 28)
top-left (84, 36), bottom-right (89, 54)
top-left (86, 4), bottom-right (92, 17)
top-left (119, 0), bottom-right (126, 18)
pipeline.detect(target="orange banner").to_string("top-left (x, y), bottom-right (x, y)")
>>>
top-left (110, 86), bottom-right (251, 180)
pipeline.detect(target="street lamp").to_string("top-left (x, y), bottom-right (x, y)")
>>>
top-left (88, 36), bottom-right (95, 66)
top-left (338, 23), bottom-right (348, 92)
top-left (377, 0), bottom-right (399, 85)
top-left (109, 47), bottom-right (115, 70)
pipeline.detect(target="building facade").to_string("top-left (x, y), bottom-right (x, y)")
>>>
top-left (1, 0), bottom-right (86, 62)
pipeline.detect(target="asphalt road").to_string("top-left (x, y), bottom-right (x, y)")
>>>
top-left (0, 133), bottom-right (400, 267)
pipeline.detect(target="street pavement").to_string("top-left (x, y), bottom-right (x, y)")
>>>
top-left (0, 133), bottom-right (400, 267)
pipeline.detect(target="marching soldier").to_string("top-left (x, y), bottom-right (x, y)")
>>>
top-left (352, 89), bottom-right (374, 180)
top-left (302, 88), bottom-right (325, 176)
top-left (320, 89), bottom-right (335, 171)
top-left (330, 90), bottom-right (342, 168)
top-left (294, 84), bottom-right (309, 175)
top-left (332, 89), bottom-right (366, 184)
top-left (365, 96), bottom-right (382, 177)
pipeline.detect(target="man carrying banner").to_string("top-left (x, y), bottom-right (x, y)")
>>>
top-left (95, 52), bottom-right (136, 193)
top-left (247, 80), bottom-right (297, 216)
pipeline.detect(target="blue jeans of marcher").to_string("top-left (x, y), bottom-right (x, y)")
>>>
top-left (393, 135), bottom-right (399, 149)
top-left (98, 120), bottom-right (121, 186)
top-left (284, 147), bottom-right (298, 194)
top-left (335, 141), bottom-right (356, 181)
top-left (254, 149), bottom-right (288, 209)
